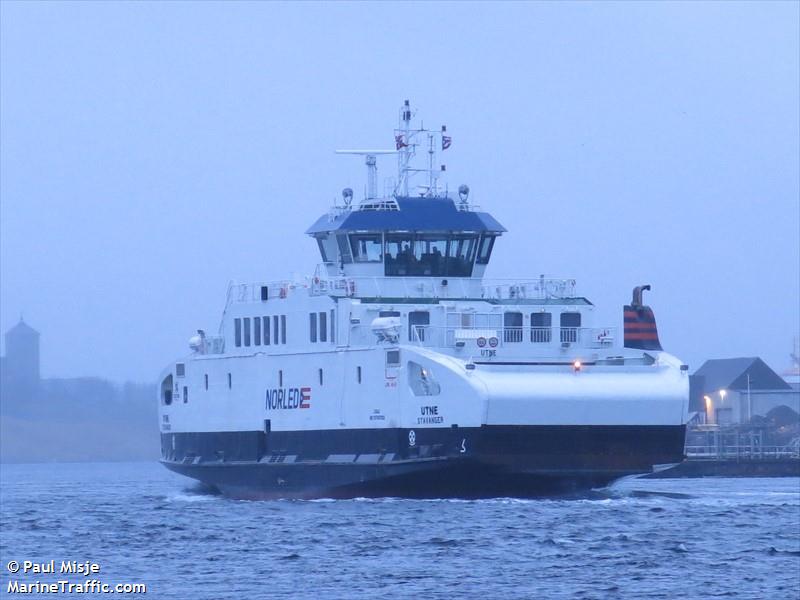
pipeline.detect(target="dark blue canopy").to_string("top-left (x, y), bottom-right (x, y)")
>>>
top-left (305, 196), bottom-right (506, 235)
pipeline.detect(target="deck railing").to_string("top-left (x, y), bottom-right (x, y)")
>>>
top-left (226, 275), bottom-right (578, 303)
top-left (410, 325), bottom-right (616, 350)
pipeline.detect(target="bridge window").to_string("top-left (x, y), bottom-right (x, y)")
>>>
top-left (350, 234), bottom-right (383, 262)
top-left (504, 312), bottom-right (523, 343)
top-left (234, 318), bottom-right (242, 347)
top-left (243, 318), bottom-right (251, 346)
top-left (409, 311), bottom-right (430, 342)
top-left (560, 312), bottom-right (581, 343)
top-left (310, 313), bottom-right (317, 343)
top-left (273, 315), bottom-right (279, 345)
top-left (337, 234), bottom-right (353, 264)
top-left (263, 316), bottom-right (270, 346)
top-left (476, 234), bottom-right (496, 265)
top-left (319, 311), bottom-right (327, 342)
top-left (531, 312), bottom-right (552, 343)
top-left (413, 236), bottom-right (449, 276)
top-left (281, 315), bottom-right (287, 344)
top-left (316, 236), bottom-right (330, 262)
top-left (385, 234), bottom-right (478, 277)
top-left (176, 363), bottom-right (185, 377)
top-left (254, 316), bottom-right (261, 346)
top-left (384, 235), bottom-right (414, 275)
top-left (446, 235), bottom-right (478, 277)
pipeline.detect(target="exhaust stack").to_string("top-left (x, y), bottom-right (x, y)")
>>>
top-left (623, 285), bottom-right (663, 351)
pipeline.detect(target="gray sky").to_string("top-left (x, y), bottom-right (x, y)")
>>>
top-left (1, 1), bottom-right (798, 382)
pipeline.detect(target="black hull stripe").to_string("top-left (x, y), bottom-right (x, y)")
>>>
top-left (161, 425), bottom-right (686, 498)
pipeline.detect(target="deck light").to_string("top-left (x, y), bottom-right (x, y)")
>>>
top-left (573, 360), bottom-right (582, 372)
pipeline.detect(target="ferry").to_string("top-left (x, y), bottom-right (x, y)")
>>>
top-left (158, 101), bottom-right (689, 499)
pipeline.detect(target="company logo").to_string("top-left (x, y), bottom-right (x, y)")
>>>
top-left (266, 387), bottom-right (311, 410)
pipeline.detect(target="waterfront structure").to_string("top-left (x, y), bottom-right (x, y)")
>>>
top-left (691, 357), bottom-right (799, 425)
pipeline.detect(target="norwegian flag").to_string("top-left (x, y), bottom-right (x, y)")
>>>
top-left (442, 135), bottom-right (452, 150)
top-left (395, 134), bottom-right (408, 150)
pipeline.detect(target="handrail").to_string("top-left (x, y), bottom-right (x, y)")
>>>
top-left (226, 275), bottom-right (578, 302)
top-left (409, 325), bottom-right (615, 350)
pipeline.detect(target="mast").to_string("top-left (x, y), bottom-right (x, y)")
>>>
top-left (397, 99), bottom-right (412, 197)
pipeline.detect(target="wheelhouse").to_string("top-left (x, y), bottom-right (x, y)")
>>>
top-left (307, 196), bottom-right (506, 279)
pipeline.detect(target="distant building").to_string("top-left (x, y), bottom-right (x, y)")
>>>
top-left (690, 357), bottom-right (799, 425)
top-left (0, 318), bottom-right (41, 403)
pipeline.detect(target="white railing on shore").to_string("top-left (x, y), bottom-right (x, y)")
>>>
top-left (685, 445), bottom-right (800, 460)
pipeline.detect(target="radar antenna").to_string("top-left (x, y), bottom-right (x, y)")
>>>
top-left (334, 150), bottom-right (396, 200)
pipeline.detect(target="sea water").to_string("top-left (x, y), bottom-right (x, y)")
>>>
top-left (1, 462), bottom-right (797, 599)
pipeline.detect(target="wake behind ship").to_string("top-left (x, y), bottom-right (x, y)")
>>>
top-left (158, 101), bottom-right (689, 499)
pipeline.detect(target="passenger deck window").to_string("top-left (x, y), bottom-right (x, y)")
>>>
top-left (273, 315), bottom-right (279, 345)
top-left (329, 310), bottom-right (334, 344)
top-left (531, 312), bottom-right (552, 343)
top-left (243, 318), bottom-right (251, 346)
top-left (319, 311), bottom-right (327, 342)
top-left (234, 318), bottom-right (242, 347)
top-left (386, 350), bottom-right (401, 366)
top-left (263, 316), bottom-right (270, 346)
top-left (310, 313), bottom-right (317, 343)
top-left (504, 312), bottom-right (523, 343)
top-left (254, 316), bottom-right (261, 346)
top-left (281, 315), bottom-right (287, 344)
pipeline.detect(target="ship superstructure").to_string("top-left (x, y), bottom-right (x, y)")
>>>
top-left (158, 101), bottom-right (689, 498)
